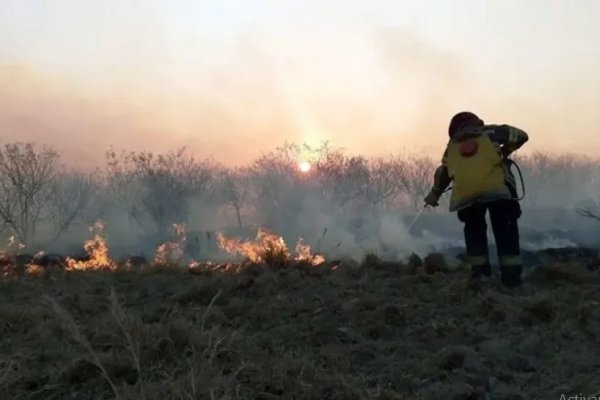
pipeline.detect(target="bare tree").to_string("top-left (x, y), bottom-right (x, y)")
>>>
top-left (249, 149), bottom-right (302, 231)
top-left (315, 153), bottom-right (369, 212)
top-left (361, 156), bottom-right (404, 216)
top-left (48, 171), bottom-right (100, 240)
top-left (576, 207), bottom-right (600, 221)
top-left (398, 154), bottom-right (437, 211)
top-left (515, 150), bottom-right (600, 210)
top-left (576, 167), bottom-right (600, 221)
top-left (219, 167), bottom-right (252, 229)
top-left (0, 142), bottom-right (60, 244)
top-left (245, 142), bottom-right (337, 235)
top-left (105, 147), bottom-right (215, 234)
top-left (514, 150), bottom-right (550, 208)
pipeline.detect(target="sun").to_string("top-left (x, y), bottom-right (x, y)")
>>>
top-left (299, 161), bottom-right (311, 173)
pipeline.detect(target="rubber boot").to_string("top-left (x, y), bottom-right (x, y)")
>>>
top-left (501, 265), bottom-right (522, 288)
top-left (470, 264), bottom-right (491, 279)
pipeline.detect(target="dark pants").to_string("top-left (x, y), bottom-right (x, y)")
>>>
top-left (457, 199), bottom-right (523, 287)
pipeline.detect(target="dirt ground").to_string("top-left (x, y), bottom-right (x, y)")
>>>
top-left (1, 256), bottom-right (600, 400)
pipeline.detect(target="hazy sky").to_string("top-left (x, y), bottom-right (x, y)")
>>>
top-left (1, 0), bottom-right (599, 166)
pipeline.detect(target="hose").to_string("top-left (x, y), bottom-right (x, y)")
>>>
top-left (505, 158), bottom-right (526, 201)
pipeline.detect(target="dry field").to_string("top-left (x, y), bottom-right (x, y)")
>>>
top-left (1, 252), bottom-right (600, 400)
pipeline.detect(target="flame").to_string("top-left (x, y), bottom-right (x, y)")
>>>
top-left (65, 220), bottom-right (116, 271)
top-left (187, 260), bottom-right (241, 273)
top-left (0, 236), bottom-right (26, 276)
top-left (0, 251), bottom-right (14, 276)
top-left (25, 263), bottom-right (44, 277)
top-left (217, 228), bottom-right (289, 263)
top-left (24, 251), bottom-right (46, 277)
top-left (154, 223), bottom-right (186, 266)
top-left (217, 228), bottom-right (325, 266)
top-left (7, 236), bottom-right (26, 252)
top-left (295, 238), bottom-right (326, 265)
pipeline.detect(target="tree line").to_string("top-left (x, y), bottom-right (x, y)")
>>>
top-left (1, 141), bottom-right (599, 248)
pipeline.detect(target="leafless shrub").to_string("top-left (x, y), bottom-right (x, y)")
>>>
top-left (248, 142), bottom-right (333, 232)
top-left (515, 150), bottom-right (600, 210)
top-left (105, 147), bottom-right (216, 234)
top-left (3, 139), bottom-right (600, 248)
top-left (398, 153), bottom-right (438, 211)
top-left (522, 151), bottom-right (549, 207)
top-left (0, 142), bottom-right (60, 245)
top-left (361, 156), bottom-right (405, 216)
top-left (218, 166), bottom-right (253, 229)
top-left (576, 207), bottom-right (600, 221)
top-left (314, 151), bottom-right (366, 211)
top-left (48, 171), bottom-right (100, 241)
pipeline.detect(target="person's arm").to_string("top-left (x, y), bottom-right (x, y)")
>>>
top-left (488, 125), bottom-right (529, 157)
top-left (433, 149), bottom-right (452, 194)
top-left (424, 147), bottom-right (452, 206)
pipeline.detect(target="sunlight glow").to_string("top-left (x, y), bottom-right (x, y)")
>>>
top-left (299, 161), bottom-right (311, 173)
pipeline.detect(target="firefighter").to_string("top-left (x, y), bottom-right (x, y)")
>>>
top-left (424, 112), bottom-right (529, 287)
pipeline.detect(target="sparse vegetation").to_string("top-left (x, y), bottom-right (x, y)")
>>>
top-left (0, 143), bottom-right (60, 245)
top-left (0, 141), bottom-right (600, 398)
top-left (105, 147), bottom-right (217, 236)
top-left (1, 257), bottom-right (600, 399)
top-left (0, 141), bottom-right (598, 253)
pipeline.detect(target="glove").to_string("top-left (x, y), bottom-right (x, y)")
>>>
top-left (424, 189), bottom-right (441, 207)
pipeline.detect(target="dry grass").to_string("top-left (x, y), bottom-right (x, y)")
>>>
top-left (1, 259), bottom-right (600, 399)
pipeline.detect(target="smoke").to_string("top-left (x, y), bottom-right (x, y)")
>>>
top-left (0, 26), bottom-right (475, 168)
top-left (2, 13), bottom-right (600, 261)
top-left (0, 65), bottom-right (177, 169)
top-left (1, 140), bottom-right (599, 263)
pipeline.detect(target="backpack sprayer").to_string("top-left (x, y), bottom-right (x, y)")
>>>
top-left (407, 158), bottom-right (526, 231)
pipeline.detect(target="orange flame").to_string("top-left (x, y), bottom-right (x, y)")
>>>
top-left (154, 223), bottom-right (186, 266)
top-left (217, 228), bottom-right (289, 263)
top-left (6, 236), bottom-right (26, 252)
top-left (295, 238), bottom-right (326, 265)
top-left (66, 220), bottom-right (116, 271)
top-left (217, 228), bottom-right (325, 266)
top-left (25, 263), bottom-right (44, 277)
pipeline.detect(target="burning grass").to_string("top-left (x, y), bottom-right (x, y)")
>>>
top-left (2, 224), bottom-right (600, 398)
top-left (1, 256), bottom-right (600, 399)
top-left (1, 223), bottom-right (327, 277)
top-left (154, 223), bottom-right (187, 267)
top-left (65, 221), bottom-right (116, 271)
top-left (217, 228), bottom-right (325, 266)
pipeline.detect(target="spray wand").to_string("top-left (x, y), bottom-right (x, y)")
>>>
top-left (407, 206), bottom-right (427, 231)
top-left (407, 186), bottom-right (452, 231)
top-left (408, 158), bottom-right (526, 231)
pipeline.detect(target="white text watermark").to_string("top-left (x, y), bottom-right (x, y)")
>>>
top-left (560, 395), bottom-right (600, 400)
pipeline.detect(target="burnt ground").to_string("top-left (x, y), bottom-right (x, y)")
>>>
top-left (1, 256), bottom-right (600, 400)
